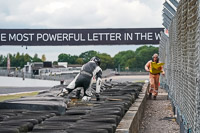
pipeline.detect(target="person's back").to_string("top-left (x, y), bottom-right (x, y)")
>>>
top-left (81, 61), bottom-right (101, 77)
top-left (82, 61), bottom-right (96, 73)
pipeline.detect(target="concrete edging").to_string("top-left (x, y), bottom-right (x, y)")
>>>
top-left (116, 83), bottom-right (148, 133)
top-left (0, 90), bottom-right (45, 96)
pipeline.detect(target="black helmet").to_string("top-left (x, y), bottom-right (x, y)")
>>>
top-left (90, 56), bottom-right (101, 66)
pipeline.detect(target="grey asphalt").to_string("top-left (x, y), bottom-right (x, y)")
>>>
top-left (0, 76), bottom-right (60, 95)
top-left (0, 75), bottom-right (149, 95)
top-left (0, 87), bottom-right (50, 94)
top-left (108, 75), bottom-right (149, 82)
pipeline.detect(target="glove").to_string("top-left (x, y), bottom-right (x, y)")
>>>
top-left (81, 96), bottom-right (91, 102)
top-left (57, 88), bottom-right (69, 97)
top-left (96, 93), bottom-right (100, 101)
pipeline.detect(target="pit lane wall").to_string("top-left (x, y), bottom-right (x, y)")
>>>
top-left (159, 0), bottom-right (200, 132)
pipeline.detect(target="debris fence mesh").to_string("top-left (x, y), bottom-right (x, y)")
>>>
top-left (159, 0), bottom-right (200, 132)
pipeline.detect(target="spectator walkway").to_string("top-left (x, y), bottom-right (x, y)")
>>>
top-left (139, 88), bottom-right (180, 133)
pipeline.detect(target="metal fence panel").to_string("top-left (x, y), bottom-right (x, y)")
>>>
top-left (159, 0), bottom-right (200, 132)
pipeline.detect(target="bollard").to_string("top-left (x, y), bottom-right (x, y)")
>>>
top-left (60, 80), bottom-right (64, 85)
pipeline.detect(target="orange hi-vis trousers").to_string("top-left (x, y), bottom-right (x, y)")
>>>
top-left (149, 73), bottom-right (160, 96)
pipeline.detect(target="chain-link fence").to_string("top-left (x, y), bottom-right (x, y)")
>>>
top-left (159, 0), bottom-right (200, 132)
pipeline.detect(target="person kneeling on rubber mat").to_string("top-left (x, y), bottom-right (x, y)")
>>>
top-left (58, 56), bottom-right (102, 101)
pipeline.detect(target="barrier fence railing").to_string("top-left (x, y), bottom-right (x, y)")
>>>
top-left (159, 0), bottom-right (200, 132)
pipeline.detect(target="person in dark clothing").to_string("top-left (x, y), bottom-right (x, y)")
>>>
top-left (58, 56), bottom-right (102, 101)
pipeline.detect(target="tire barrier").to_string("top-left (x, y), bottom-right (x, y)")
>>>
top-left (0, 128), bottom-right (20, 133)
top-left (0, 81), bottom-right (144, 133)
top-left (0, 97), bottom-right (67, 115)
top-left (0, 110), bottom-right (57, 132)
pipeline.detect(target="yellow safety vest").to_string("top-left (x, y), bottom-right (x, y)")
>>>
top-left (150, 62), bottom-right (165, 74)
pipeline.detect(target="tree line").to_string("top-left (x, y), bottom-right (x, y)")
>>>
top-left (0, 53), bottom-right (46, 68)
top-left (0, 46), bottom-right (158, 71)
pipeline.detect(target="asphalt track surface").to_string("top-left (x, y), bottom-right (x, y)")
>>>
top-left (0, 76), bottom-right (60, 95)
top-left (0, 75), bottom-right (148, 95)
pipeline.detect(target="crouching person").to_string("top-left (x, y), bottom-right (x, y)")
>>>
top-left (59, 57), bottom-right (102, 101)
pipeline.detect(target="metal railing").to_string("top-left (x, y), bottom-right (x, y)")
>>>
top-left (159, 0), bottom-right (200, 132)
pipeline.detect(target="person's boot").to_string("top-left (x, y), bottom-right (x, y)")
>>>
top-left (153, 95), bottom-right (157, 100)
top-left (76, 90), bottom-right (81, 99)
top-left (81, 96), bottom-right (91, 102)
top-left (149, 93), bottom-right (152, 99)
top-left (58, 88), bottom-right (72, 97)
top-left (57, 88), bottom-right (68, 97)
top-left (96, 93), bottom-right (100, 101)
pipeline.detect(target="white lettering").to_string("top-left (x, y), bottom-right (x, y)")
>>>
top-left (80, 34), bottom-right (85, 41)
top-left (87, 33), bottom-right (122, 41)
top-left (8, 33), bottom-right (35, 41)
top-left (0, 33), bottom-right (6, 41)
top-left (135, 33), bottom-right (140, 40)
top-left (63, 33), bottom-right (68, 41)
top-left (37, 33), bottom-right (43, 41)
top-left (110, 33), bottom-right (115, 41)
top-left (127, 33), bottom-right (133, 40)
top-left (155, 33), bottom-right (161, 40)
top-left (124, 33), bottom-right (126, 40)
top-left (17, 33), bottom-right (24, 41)
top-left (49, 34), bottom-right (57, 41)
top-left (23, 33), bottom-right (29, 41)
top-left (68, 33), bottom-right (74, 41)
top-left (116, 33), bottom-right (121, 40)
top-left (98, 33), bottom-right (103, 40)
top-left (57, 33), bottom-right (62, 41)
top-left (148, 32), bottom-right (153, 40)
top-left (29, 33), bottom-right (34, 41)
top-left (9, 34), bottom-right (16, 41)
top-left (74, 33), bottom-right (79, 41)
top-left (43, 33), bottom-right (49, 41)
top-left (105, 33), bottom-right (109, 40)
top-left (140, 33), bottom-right (147, 40)
top-left (93, 33), bottom-right (98, 41)
top-left (88, 33), bottom-right (92, 41)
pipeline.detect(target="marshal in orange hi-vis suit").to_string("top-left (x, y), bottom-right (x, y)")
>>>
top-left (145, 53), bottom-right (165, 100)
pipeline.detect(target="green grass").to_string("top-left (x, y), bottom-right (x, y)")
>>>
top-left (134, 80), bottom-right (145, 83)
top-left (0, 92), bottom-right (38, 102)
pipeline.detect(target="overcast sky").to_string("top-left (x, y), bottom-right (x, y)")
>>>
top-left (0, 0), bottom-right (164, 61)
